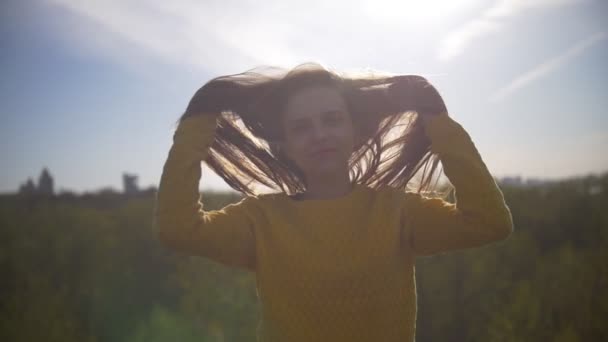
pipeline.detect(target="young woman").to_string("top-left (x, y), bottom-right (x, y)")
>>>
top-left (154, 62), bottom-right (513, 342)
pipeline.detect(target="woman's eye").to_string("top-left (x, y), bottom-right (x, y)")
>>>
top-left (291, 125), bottom-right (308, 133)
top-left (326, 116), bottom-right (342, 124)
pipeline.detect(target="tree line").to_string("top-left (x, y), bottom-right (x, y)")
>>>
top-left (0, 173), bottom-right (606, 341)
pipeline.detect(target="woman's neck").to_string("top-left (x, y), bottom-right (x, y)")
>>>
top-left (300, 173), bottom-right (354, 200)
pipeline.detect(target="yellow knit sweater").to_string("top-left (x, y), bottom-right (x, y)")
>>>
top-left (154, 111), bottom-right (514, 342)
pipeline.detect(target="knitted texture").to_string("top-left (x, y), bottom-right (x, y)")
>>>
top-left (154, 111), bottom-right (514, 342)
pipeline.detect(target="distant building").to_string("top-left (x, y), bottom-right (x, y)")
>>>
top-left (498, 175), bottom-right (552, 187)
top-left (18, 168), bottom-right (55, 196)
top-left (38, 167), bottom-right (54, 195)
top-left (499, 176), bottom-right (523, 187)
top-left (123, 173), bottom-right (139, 195)
top-left (18, 177), bottom-right (37, 195)
top-left (524, 177), bottom-right (548, 187)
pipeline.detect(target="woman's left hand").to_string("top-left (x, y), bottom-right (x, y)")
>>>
top-left (387, 75), bottom-right (448, 124)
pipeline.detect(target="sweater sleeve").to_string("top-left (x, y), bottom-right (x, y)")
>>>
top-left (154, 114), bottom-right (257, 271)
top-left (401, 112), bottom-right (514, 256)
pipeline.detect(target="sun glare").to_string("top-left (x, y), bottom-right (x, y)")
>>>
top-left (361, 0), bottom-right (481, 27)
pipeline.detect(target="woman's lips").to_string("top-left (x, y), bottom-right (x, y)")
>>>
top-left (310, 148), bottom-right (337, 158)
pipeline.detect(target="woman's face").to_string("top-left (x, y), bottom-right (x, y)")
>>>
top-left (280, 85), bottom-right (355, 180)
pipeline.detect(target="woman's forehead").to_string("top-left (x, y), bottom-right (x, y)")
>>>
top-left (284, 86), bottom-right (347, 120)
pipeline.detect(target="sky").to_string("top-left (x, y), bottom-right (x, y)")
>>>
top-left (1, 0), bottom-right (607, 194)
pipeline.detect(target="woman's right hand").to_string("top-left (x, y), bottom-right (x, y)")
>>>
top-left (172, 114), bottom-right (220, 159)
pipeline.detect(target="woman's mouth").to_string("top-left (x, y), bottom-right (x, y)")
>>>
top-left (310, 148), bottom-right (337, 158)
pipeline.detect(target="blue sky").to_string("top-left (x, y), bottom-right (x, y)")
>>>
top-left (1, 0), bottom-right (607, 194)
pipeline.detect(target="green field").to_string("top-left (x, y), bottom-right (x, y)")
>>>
top-left (1, 174), bottom-right (606, 341)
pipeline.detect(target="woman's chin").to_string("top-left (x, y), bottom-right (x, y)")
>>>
top-left (307, 164), bottom-right (345, 179)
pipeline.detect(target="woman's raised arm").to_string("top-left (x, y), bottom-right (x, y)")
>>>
top-left (401, 112), bottom-right (513, 256)
top-left (392, 78), bottom-right (513, 256)
top-left (154, 113), bottom-right (258, 271)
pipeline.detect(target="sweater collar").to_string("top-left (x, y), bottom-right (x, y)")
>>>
top-left (283, 183), bottom-right (365, 208)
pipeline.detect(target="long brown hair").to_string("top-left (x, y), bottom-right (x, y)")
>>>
top-left (177, 62), bottom-right (451, 198)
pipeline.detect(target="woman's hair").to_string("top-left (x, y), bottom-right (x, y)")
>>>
top-left (177, 62), bottom-right (451, 198)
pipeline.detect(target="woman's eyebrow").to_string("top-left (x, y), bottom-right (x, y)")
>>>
top-left (288, 109), bottom-right (344, 124)
top-left (287, 118), bottom-right (310, 125)
top-left (321, 109), bottom-right (343, 116)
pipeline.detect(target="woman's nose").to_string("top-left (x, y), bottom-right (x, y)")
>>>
top-left (310, 121), bottom-right (330, 141)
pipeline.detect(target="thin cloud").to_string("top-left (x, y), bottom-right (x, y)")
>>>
top-left (489, 31), bottom-right (607, 102)
top-left (437, 0), bottom-right (586, 62)
top-left (46, 0), bottom-right (303, 73)
top-left (46, 0), bottom-right (428, 75)
top-left (44, 0), bottom-right (475, 76)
